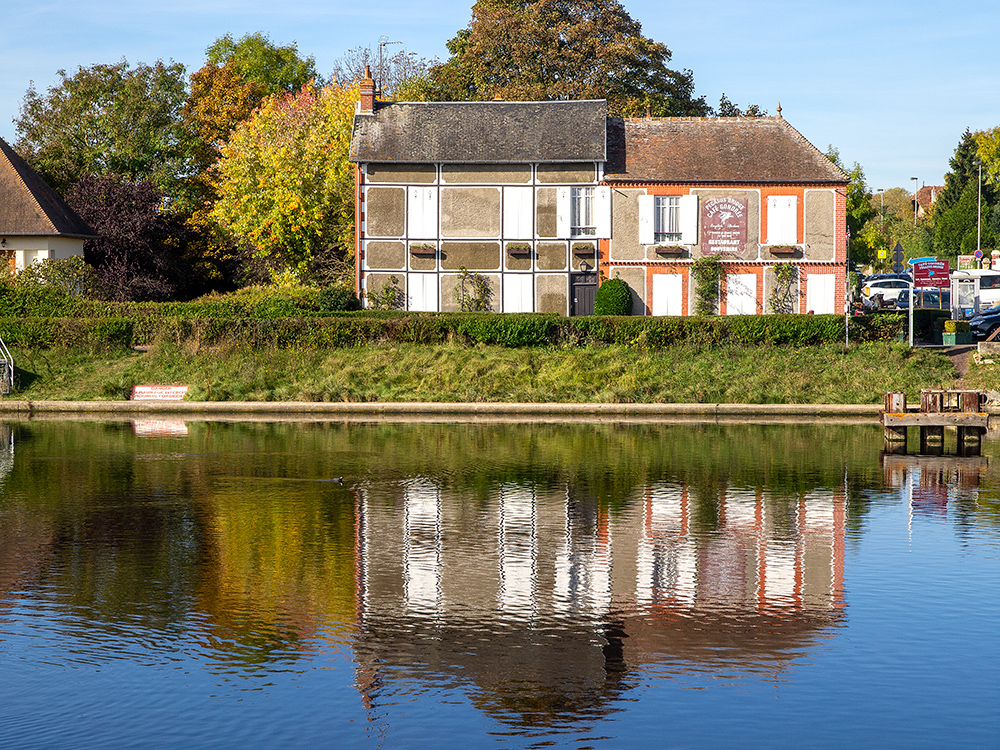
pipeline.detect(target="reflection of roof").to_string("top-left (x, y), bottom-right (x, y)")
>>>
top-left (350, 100), bottom-right (608, 164)
top-left (604, 116), bottom-right (848, 184)
top-left (0, 137), bottom-right (96, 238)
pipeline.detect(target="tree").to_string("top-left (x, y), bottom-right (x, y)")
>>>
top-left (426, 0), bottom-right (710, 116)
top-left (331, 45), bottom-right (435, 99)
top-left (205, 32), bottom-right (318, 96)
top-left (975, 126), bottom-right (1000, 190)
top-left (934, 129), bottom-right (998, 257)
top-left (68, 175), bottom-right (189, 301)
top-left (15, 60), bottom-right (190, 196)
top-left (826, 147), bottom-right (876, 263)
top-left (210, 83), bottom-right (357, 281)
top-left (716, 94), bottom-right (767, 117)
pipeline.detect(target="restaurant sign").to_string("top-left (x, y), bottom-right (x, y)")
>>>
top-left (913, 260), bottom-right (950, 288)
top-left (701, 197), bottom-right (747, 254)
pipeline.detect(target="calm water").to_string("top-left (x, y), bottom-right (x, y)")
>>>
top-left (0, 418), bottom-right (996, 748)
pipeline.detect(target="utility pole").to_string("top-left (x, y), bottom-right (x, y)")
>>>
top-left (911, 177), bottom-right (919, 228)
top-left (378, 36), bottom-right (402, 98)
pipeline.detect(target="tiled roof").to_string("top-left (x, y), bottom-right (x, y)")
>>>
top-left (0, 137), bottom-right (96, 238)
top-left (350, 100), bottom-right (607, 164)
top-left (915, 185), bottom-right (944, 210)
top-left (604, 116), bottom-right (848, 184)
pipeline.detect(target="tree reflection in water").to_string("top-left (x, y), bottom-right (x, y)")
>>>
top-left (0, 418), bottom-right (996, 738)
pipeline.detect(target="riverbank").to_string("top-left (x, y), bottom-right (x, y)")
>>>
top-left (6, 340), bottom-right (967, 405)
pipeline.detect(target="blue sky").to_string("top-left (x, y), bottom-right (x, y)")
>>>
top-left (3, 0), bottom-right (996, 192)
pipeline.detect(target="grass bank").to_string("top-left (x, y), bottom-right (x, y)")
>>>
top-left (8, 341), bottom-right (960, 404)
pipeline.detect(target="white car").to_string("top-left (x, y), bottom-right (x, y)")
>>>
top-left (862, 278), bottom-right (910, 306)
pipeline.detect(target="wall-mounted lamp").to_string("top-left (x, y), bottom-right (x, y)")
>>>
top-left (580, 259), bottom-right (591, 274)
top-left (1, 238), bottom-right (6, 248)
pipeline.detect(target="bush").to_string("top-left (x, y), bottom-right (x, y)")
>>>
top-left (0, 317), bottom-right (134, 350)
top-left (318, 286), bottom-right (361, 312)
top-left (594, 278), bottom-right (632, 315)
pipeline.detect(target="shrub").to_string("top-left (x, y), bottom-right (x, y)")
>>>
top-left (594, 278), bottom-right (632, 315)
top-left (691, 256), bottom-right (723, 315)
top-left (318, 286), bottom-right (361, 312)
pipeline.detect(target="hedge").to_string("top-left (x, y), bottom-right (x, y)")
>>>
top-left (0, 312), bottom-right (917, 350)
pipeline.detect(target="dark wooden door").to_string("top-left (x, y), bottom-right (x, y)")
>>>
top-left (571, 272), bottom-right (597, 316)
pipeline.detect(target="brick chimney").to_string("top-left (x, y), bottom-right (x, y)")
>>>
top-left (359, 64), bottom-right (375, 115)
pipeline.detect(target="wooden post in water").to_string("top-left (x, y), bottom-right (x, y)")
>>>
top-left (883, 392), bottom-right (908, 453)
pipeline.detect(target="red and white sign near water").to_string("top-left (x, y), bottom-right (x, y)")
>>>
top-left (913, 260), bottom-right (950, 288)
top-left (131, 384), bottom-right (190, 400)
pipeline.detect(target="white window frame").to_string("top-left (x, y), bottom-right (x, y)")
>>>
top-left (639, 194), bottom-right (698, 245)
top-left (558, 186), bottom-right (611, 239)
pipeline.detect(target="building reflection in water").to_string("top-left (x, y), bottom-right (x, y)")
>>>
top-left (354, 477), bottom-right (847, 727)
top-left (881, 453), bottom-right (989, 519)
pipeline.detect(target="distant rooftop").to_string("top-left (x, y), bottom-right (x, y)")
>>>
top-left (0, 138), bottom-right (96, 238)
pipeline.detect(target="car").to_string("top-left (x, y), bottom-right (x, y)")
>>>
top-left (969, 304), bottom-right (1000, 339)
top-left (864, 272), bottom-right (912, 283)
top-left (895, 288), bottom-right (951, 310)
top-left (862, 277), bottom-right (911, 306)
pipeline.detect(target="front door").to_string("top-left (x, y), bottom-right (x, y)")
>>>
top-left (571, 272), bottom-right (597, 316)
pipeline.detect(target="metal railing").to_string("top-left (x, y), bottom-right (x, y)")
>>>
top-left (0, 336), bottom-right (12, 395)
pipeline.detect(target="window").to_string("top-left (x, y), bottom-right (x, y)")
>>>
top-left (638, 194), bottom-right (697, 245)
top-left (571, 187), bottom-right (595, 236)
top-left (654, 196), bottom-right (681, 243)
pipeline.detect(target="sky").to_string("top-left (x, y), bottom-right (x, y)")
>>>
top-left (2, 0), bottom-right (997, 193)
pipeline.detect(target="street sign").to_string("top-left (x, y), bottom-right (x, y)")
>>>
top-left (958, 254), bottom-right (976, 270)
top-left (913, 260), bottom-right (950, 288)
top-left (891, 243), bottom-right (905, 274)
top-left (975, 249), bottom-right (984, 259)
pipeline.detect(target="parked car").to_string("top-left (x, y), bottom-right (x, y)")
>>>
top-left (895, 288), bottom-right (951, 310)
top-left (969, 304), bottom-right (1000, 339)
top-left (862, 277), bottom-right (910, 307)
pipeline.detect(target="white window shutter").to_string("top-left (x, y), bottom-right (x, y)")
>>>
top-left (767, 196), bottom-right (797, 245)
top-left (679, 195), bottom-right (698, 244)
top-left (407, 187), bottom-right (424, 238)
top-left (556, 187), bottom-right (571, 238)
top-left (595, 186), bottom-right (612, 239)
top-left (638, 194), bottom-right (654, 245)
top-left (421, 187), bottom-right (438, 238)
top-left (504, 274), bottom-right (533, 313)
top-left (504, 187), bottom-right (533, 238)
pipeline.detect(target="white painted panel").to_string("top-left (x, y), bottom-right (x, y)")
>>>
top-left (498, 485), bottom-right (536, 615)
top-left (503, 186), bottom-right (533, 238)
top-left (679, 195), bottom-right (699, 245)
top-left (503, 274), bottom-right (533, 313)
top-left (726, 273), bottom-right (757, 315)
top-left (652, 273), bottom-right (683, 316)
top-left (595, 186), bottom-right (612, 239)
top-left (408, 186), bottom-right (437, 238)
top-left (409, 273), bottom-right (438, 312)
top-left (556, 186), bottom-right (571, 238)
top-left (767, 195), bottom-right (797, 245)
top-left (637, 194), bottom-right (654, 245)
top-left (763, 541), bottom-right (797, 604)
top-left (806, 273), bottom-right (836, 314)
top-left (404, 479), bottom-right (441, 616)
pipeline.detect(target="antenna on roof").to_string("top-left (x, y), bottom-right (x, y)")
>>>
top-left (378, 36), bottom-right (402, 98)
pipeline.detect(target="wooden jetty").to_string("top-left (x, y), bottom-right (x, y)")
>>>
top-left (881, 390), bottom-right (989, 456)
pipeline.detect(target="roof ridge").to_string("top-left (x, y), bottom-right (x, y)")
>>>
top-left (0, 138), bottom-right (58, 234)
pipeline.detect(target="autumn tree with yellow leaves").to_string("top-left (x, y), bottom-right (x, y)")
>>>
top-left (210, 82), bottom-right (357, 283)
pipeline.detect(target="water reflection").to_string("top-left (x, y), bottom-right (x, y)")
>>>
top-left (0, 419), bottom-right (997, 745)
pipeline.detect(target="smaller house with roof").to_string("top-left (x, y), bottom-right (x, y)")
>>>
top-left (0, 137), bottom-right (95, 274)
